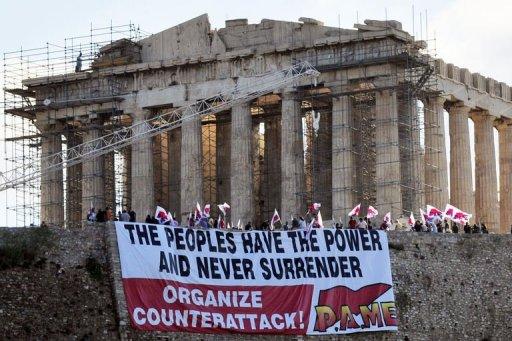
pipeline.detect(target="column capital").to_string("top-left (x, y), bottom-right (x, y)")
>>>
top-left (447, 102), bottom-right (471, 115)
top-left (131, 107), bottom-right (152, 121)
top-left (495, 117), bottom-right (512, 131)
top-left (34, 120), bottom-right (64, 134)
top-left (470, 110), bottom-right (495, 124)
top-left (425, 95), bottom-right (446, 107)
top-left (281, 89), bottom-right (299, 101)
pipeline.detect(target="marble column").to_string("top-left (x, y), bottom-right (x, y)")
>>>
top-left (375, 90), bottom-right (402, 218)
top-left (104, 151), bottom-right (116, 210)
top-left (313, 109), bottom-right (332, 217)
top-left (424, 96), bottom-right (449, 208)
top-left (497, 119), bottom-right (512, 233)
top-left (411, 101), bottom-right (425, 211)
top-left (448, 103), bottom-right (474, 218)
top-left (153, 132), bottom-right (170, 209)
top-left (332, 95), bottom-right (355, 219)
top-left (168, 129), bottom-right (181, 220)
top-left (473, 112), bottom-right (498, 232)
top-left (180, 108), bottom-right (203, 221)
top-left (216, 113), bottom-right (231, 206)
top-left (230, 103), bottom-right (254, 225)
top-left (263, 114), bottom-right (281, 220)
top-left (82, 122), bottom-right (105, 220)
top-left (281, 91), bottom-right (305, 220)
top-left (121, 146), bottom-right (132, 211)
top-left (131, 109), bottom-right (154, 221)
top-left (65, 132), bottom-right (82, 226)
top-left (40, 125), bottom-right (64, 226)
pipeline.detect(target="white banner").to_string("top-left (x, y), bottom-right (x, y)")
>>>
top-left (115, 222), bottom-right (397, 335)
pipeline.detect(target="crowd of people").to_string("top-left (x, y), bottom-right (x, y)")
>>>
top-left (409, 219), bottom-right (489, 234)
top-left (87, 207), bottom-right (136, 223)
top-left (81, 205), bottom-right (503, 236)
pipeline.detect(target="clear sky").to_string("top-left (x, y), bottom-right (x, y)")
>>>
top-left (0, 0), bottom-right (509, 226)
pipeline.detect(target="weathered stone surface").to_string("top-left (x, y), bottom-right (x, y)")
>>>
top-left (40, 127), bottom-right (64, 226)
top-left (332, 95), bottom-right (355, 218)
top-left (473, 112), bottom-right (499, 232)
top-left (280, 92), bottom-right (305, 219)
top-left (497, 120), bottom-right (512, 233)
top-left (131, 110), bottom-right (155, 220)
top-left (230, 103), bottom-right (254, 224)
top-left (424, 97), bottom-right (449, 209)
top-left (375, 90), bottom-right (402, 218)
top-left (81, 124), bottom-right (105, 220)
top-left (0, 226), bottom-right (117, 340)
top-left (448, 104), bottom-right (474, 218)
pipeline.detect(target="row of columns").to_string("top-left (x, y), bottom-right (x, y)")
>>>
top-left (38, 89), bottom-right (512, 233)
top-left (426, 98), bottom-right (509, 233)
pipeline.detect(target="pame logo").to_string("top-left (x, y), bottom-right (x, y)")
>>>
top-left (314, 283), bottom-right (397, 332)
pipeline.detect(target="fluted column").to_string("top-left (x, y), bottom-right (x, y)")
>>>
top-left (230, 103), bottom-right (254, 224)
top-left (168, 129), bottom-right (181, 219)
top-left (104, 151), bottom-right (116, 210)
top-left (40, 124), bottom-right (64, 226)
top-left (424, 96), bottom-right (449, 208)
top-left (497, 119), bottom-right (512, 233)
top-left (216, 113), bottom-right (231, 206)
top-left (180, 108), bottom-right (203, 221)
top-left (375, 90), bottom-right (402, 218)
top-left (281, 91), bottom-right (305, 219)
top-left (263, 114), bottom-right (281, 220)
top-left (131, 109), bottom-right (154, 221)
top-left (66, 132), bottom-right (82, 227)
top-left (121, 146), bottom-right (132, 211)
top-left (82, 121), bottom-right (105, 220)
top-left (473, 112), bottom-right (498, 232)
top-left (332, 95), bottom-right (355, 218)
top-left (448, 103), bottom-right (474, 217)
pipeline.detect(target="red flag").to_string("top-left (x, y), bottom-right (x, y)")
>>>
top-left (155, 206), bottom-right (170, 224)
top-left (426, 205), bottom-right (443, 218)
top-left (383, 212), bottom-right (391, 223)
top-left (366, 205), bottom-right (379, 219)
top-left (194, 202), bottom-right (202, 221)
top-left (309, 202), bottom-right (322, 213)
top-left (443, 204), bottom-right (472, 224)
top-left (348, 203), bottom-right (361, 217)
top-left (217, 202), bottom-right (230, 216)
top-left (408, 212), bottom-right (415, 227)
top-left (316, 210), bottom-right (324, 228)
top-left (203, 204), bottom-right (211, 217)
top-left (270, 209), bottom-right (280, 230)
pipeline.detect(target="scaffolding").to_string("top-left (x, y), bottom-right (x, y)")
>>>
top-left (2, 23), bottom-right (148, 226)
top-left (1, 19), bottom-right (441, 227)
top-left (298, 34), bottom-right (440, 220)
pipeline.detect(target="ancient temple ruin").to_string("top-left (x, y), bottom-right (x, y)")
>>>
top-left (3, 14), bottom-right (511, 233)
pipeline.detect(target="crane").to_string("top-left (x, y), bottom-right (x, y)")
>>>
top-left (0, 61), bottom-right (320, 192)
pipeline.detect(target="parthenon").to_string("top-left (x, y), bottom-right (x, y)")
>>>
top-left (3, 14), bottom-right (512, 233)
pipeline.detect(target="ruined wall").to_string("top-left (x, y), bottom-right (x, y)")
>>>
top-left (0, 225), bottom-right (118, 340)
top-left (1, 227), bottom-right (511, 340)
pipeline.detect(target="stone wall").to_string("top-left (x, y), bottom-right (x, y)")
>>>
top-left (0, 225), bottom-right (118, 340)
top-left (1, 226), bottom-right (511, 340)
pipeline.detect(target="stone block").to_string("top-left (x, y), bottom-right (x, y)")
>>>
top-left (225, 19), bottom-right (248, 28)
top-left (459, 68), bottom-right (472, 86)
top-left (435, 59), bottom-right (447, 77)
top-left (486, 78), bottom-right (497, 96)
top-left (499, 82), bottom-right (510, 101)
top-left (472, 73), bottom-right (486, 91)
top-left (447, 63), bottom-right (460, 82)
